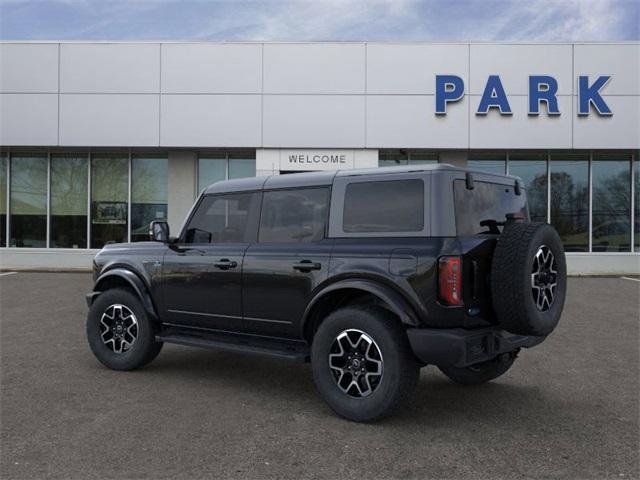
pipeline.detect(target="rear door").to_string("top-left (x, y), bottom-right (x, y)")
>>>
top-left (161, 192), bottom-right (261, 331)
top-left (241, 187), bottom-right (333, 339)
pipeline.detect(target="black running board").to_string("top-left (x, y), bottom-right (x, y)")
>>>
top-left (156, 330), bottom-right (310, 363)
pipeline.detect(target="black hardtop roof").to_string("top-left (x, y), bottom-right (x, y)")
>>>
top-left (203, 163), bottom-right (520, 194)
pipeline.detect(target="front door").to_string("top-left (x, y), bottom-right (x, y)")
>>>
top-left (242, 187), bottom-right (332, 339)
top-left (161, 191), bottom-right (261, 331)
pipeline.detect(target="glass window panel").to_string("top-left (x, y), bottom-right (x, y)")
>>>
top-left (0, 154), bottom-right (6, 247)
top-left (468, 152), bottom-right (507, 175)
top-left (91, 155), bottom-right (128, 248)
top-left (591, 154), bottom-right (631, 252)
top-left (198, 156), bottom-right (226, 193)
top-left (184, 193), bottom-right (259, 244)
top-left (343, 179), bottom-right (424, 233)
top-left (635, 155), bottom-right (639, 250)
top-left (508, 153), bottom-right (548, 223)
top-left (408, 152), bottom-right (438, 165)
top-left (50, 155), bottom-right (88, 248)
top-left (454, 180), bottom-right (528, 236)
top-left (259, 188), bottom-right (329, 243)
top-left (379, 150), bottom-right (408, 168)
top-left (131, 156), bottom-right (168, 242)
top-left (10, 154), bottom-right (47, 247)
top-left (550, 154), bottom-right (589, 252)
top-left (228, 153), bottom-right (256, 180)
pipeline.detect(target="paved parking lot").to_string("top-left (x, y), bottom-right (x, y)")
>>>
top-left (0, 273), bottom-right (638, 479)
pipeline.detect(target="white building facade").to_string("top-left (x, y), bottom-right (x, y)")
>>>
top-left (0, 41), bottom-right (638, 274)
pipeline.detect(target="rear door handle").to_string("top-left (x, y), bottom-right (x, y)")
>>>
top-left (213, 259), bottom-right (238, 270)
top-left (292, 260), bottom-right (321, 272)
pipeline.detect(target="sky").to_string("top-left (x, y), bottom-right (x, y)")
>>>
top-left (0, 0), bottom-right (638, 42)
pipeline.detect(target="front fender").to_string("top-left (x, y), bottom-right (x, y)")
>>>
top-left (90, 268), bottom-right (158, 319)
top-left (302, 279), bottom-right (421, 338)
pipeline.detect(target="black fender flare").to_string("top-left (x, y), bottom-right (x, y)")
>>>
top-left (91, 268), bottom-right (158, 319)
top-left (301, 279), bottom-right (420, 339)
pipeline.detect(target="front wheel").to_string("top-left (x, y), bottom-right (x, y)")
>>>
top-left (86, 288), bottom-right (163, 371)
top-left (311, 306), bottom-right (419, 422)
top-left (438, 351), bottom-right (517, 386)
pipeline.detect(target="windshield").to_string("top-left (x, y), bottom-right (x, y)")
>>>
top-left (454, 179), bottom-right (529, 235)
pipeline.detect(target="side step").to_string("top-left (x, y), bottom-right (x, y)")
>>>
top-left (156, 329), bottom-right (310, 363)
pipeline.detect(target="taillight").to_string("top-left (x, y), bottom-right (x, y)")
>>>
top-left (438, 256), bottom-right (462, 306)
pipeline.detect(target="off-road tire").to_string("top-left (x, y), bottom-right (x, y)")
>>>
top-left (311, 306), bottom-right (419, 422)
top-left (491, 222), bottom-right (567, 336)
top-left (87, 288), bottom-right (163, 371)
top-left (438, 352), bottom-right (517, 385)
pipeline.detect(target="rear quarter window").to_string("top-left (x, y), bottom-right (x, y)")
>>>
top-left (343, 179), bottom-right (424, 233)
top-left (454, 179), bottom-right (529, 235)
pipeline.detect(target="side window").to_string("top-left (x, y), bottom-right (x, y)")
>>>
top-left (259, 188), bottom-right (329, 243)
top-left (184, 192), bottom-right (259, 244)
top-left (343, 179), bottom-right (424, 233)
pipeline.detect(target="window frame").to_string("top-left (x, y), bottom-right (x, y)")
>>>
top-left (257, 186), bottom-right (331, 244)
top-left (329, 173), bottom-right (431, 238)
top-left (178, 191), bottom-right (262, 245)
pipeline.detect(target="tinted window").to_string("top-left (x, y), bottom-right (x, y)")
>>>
top-left (184, 193), bottom-right (258, 244)
top-left (454, 180), bottom-right (528, 235)
top-left (550, 156), bottom-right (589, 252)
top-left (343, 179), bottom-right (424, 233)
top-left (259, 188), bottom-right (329, 243)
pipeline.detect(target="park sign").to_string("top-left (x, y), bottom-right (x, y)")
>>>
top-left (435, 75), bottom-right (613, 116)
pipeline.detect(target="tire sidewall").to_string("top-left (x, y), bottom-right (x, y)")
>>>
top-left (87, 289), bottom-right (159, 370)
top-left (311, 307), bottom-right (415, 422)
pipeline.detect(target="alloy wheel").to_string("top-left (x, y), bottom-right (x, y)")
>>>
top-left (328, 329), bottom-right (383, 397)
top-left (99, 304), bottom-right (138, 353)
top-left (531, 245), bottom-right (558, 312)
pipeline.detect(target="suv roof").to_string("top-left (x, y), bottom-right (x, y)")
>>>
top-left (203, 163), bottom-right (521, 195)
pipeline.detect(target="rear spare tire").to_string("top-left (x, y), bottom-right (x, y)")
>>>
top-left (490, 222), bottom-right (566, 336)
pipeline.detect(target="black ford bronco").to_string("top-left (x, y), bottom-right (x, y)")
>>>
top-left (86, 164), bottom-right (566, 422)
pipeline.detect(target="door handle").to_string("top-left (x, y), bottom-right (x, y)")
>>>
top-left (213, 259), bottom-right (238, 270)
top-left (292, 260), bottom-right (322, 272)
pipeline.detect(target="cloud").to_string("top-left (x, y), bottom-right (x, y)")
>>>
top-left (0, 0), bottom-right (637, 41)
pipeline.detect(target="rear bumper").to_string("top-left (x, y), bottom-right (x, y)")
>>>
top-left (406, 326), bottom-right (546, 368)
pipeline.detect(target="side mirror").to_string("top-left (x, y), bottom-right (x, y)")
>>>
top-left (149, 220), bottom-right (170, 243)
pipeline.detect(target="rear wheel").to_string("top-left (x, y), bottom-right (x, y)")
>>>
top-left (86, 288), bottom-right (163, 371)
top-left (311, 306), bottom-right (419, 422)
top-left (438, 351), bottom-right (517, 386)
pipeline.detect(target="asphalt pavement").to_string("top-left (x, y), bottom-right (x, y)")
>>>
top-left (0, 273), bottom-right (638, 479)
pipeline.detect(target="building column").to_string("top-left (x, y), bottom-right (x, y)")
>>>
top-left (167, 150), bottom-right (197, 234)
top-left (256, 149), bottom-right (279, 177)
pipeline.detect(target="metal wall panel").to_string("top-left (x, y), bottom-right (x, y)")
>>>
top-left (161, 94), bottom-right (261, 146)
top-left (0, 44), bottom-right (59, 93)
top-left (263, 95), bottom-right (365, 147)
top-left (574, 44), bottom-right (640, 95)
top-left (366, 95), bottom-right (469, 148)
top-left (161, 43), bottom-right (262, 93)
top-left (573, 96), bottom-right (640, 149)
top-left (59, 94), bottom-right (159, 146)
top-left (367, 43), bottom-right (468, 94)
top-left (60, 43), bottom-right (160, 93)
top-left (263, 43), bottom-right (365, 94)
top-left (0, 93), bottom-right (58, 145)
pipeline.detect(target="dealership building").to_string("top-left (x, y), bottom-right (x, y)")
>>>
top-left (0, 41), bottom-right (638, 274)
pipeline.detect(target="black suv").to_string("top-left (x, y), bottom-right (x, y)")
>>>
top-left (86, 165), bottom-right (566, 422)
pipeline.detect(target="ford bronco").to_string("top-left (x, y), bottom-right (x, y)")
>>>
top-left (86, 164), bottom-right (566, 422)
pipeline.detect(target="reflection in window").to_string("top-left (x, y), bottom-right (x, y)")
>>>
top-left (131, 156), bottom-right (168, 242)
top-left (592, 154), bottom-right (631, 252)
top-left (0, 155), bottom-right (6, 247)
top-left (10, 155), bottom-right (47, 247)
top-left (259, 188), bottom-right (329, 243)
top-left (198, 156), bottom-right (226, 193)
top-left (508, 153), bottom-right (548, 223)
top-left (228, 152), bottom-right (256, 179)
top-left (185, 193), bottom-right (258, 244)
top-left (468, 152), bottom-right (506, 175)
top-left (50, 155), bottom-right (88, 248)
top-left (91, 155), bottom-right (128, 248)
top-left (550, 155), bottom-right (589, 252)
